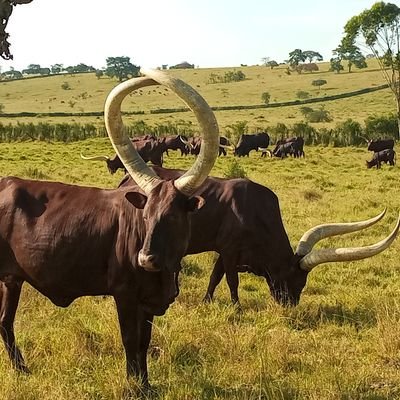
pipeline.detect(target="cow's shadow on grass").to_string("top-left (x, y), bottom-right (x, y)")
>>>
top-left (286, 301), bottom-right (377, 331)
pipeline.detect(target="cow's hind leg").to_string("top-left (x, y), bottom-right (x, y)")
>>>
top-left (0, 279), bottom-right (29, 373)
top-left (203, 256), bottom-right (225, 303)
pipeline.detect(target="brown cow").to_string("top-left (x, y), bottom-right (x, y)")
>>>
top-left (189, 135), bottom-right (231, 156)
top-left (366, 149), bottom-right (396, 169)
top-left (119, 167), bottom-right (399, 306)
top-left (0, 69), bottom-right (219, 388)
top-left (81, 136), bottom-right (167, 172)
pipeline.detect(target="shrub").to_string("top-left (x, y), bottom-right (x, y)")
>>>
top-left (224, 159), bottom-right (247, 179)
top-left (261, 92), bottom-right (271, 104)
top-left (364, 114), bottom-right (398, 139)
top-left (61, 82), bottom-right (71, 90)
top-left (300, 106), bottom-right (332, 123)
top-left (296, 90), bottom-right (310, 99)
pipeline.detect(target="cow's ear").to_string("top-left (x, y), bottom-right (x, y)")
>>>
top-left (187, 196), bottom-right (205, 212)
top-left (125, 192), bottom-right (147, 209)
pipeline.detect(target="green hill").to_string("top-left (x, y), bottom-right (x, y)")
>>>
top-left (0, 60), bottom-right (394, 132)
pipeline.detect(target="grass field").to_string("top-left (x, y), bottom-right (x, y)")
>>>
top-left (0, 59), bottom-right (395, 132)
top-left (0, 139), bottom-right (399, 399)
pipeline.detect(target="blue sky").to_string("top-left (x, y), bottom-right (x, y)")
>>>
top-left (0, 0), bottom-right (389, 72)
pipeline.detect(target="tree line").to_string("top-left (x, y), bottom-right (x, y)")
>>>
top-left (0, 56), bottom-right (140, 82)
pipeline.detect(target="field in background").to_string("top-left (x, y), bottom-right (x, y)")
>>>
top-left (0, 142), bottom-right (399, 399)
top-left (0, 59), bottom-right (394, 131)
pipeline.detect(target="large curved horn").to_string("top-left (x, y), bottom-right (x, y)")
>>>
top-left (105, 75), bottom-right (162, 194)
top-left (299, 214), bottom-right (400, 271)
top-left (296, 209), bottom-right (386, 256)
top-left (105, 69), bottom-right (219, 196)
top-left (80, 153), bottom-right (110, 162)
top-left (140, 68), bottom-right (219, 196)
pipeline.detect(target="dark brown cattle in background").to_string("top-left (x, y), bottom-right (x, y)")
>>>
top-left (366, 148), bottom-right (396, 169)
top-left (190, 135), bottom-right (231, 156)
top-left (81, 136), bottom-right (167, 172)
top-left (164, 134), bottom-right (191, 155)
top-left (272, 137), bottom-right (305, 158)
top-left (367, 138), bottom-right (395, 153)
top-left (0, 70), bottom-right (220, 389)
top-left (234, 132), bottom-right (270, 157)
top-left (119, 166), bottom-right (399, 306)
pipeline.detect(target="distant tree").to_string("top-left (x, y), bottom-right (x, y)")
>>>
top-left (22, 64), bottom-right (41, 75)
top-left (26, 63), bottom-right (40, 72)
top-left (341, 1), bottom-right (400, 138)
top-left (288, 49), bottom-right (307, 67)
top-left (312, 79), bottom-right (327, 90)
top-left (261, 56), bottom-right (270, 66)
top-left (105, 56), bottom-right (140, 81)
top-left (65, 63), bottom-right (95, 74)
top-left (303, 50), bottom-right (323, 63)
top-left (261, 92), bottom-right (271, 104)
top-left (0, 103), bottom-right (4, 113)
top-left (51, 64), bottom-right (63, 74)
top-left (39, 67), bottom-right (50, 75)
top-left (95, 69), bottom-right (104, 79)
top-left (333, 42), bottom-right (367, 73)
top-left (2, 69), bottom-right (22, 79)
top-left (329, 57), bottom-right (344, 73)
top-left (266, 60), bottom-right (278, 69)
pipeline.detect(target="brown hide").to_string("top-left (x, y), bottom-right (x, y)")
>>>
top-left (119, 166), bottom-right (301, 305)
top-left (0, 176), bottom-right (201, 385)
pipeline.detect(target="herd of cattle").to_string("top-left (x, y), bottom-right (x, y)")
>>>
top-left (81, 131), bottom-right (307, 174)
top-left (1, 71), bottom-right (399, 389)
top-left (83, 131), bottom-right (397, 174)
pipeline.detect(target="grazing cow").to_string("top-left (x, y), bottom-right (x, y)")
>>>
top-left (119, 167), bottom-right (399, 306)
top-left (81, 136), bottom-right (168, 172)
top-left (272, 137), bottom-right (305, 158)
top-left (164, 134), bottom-right (191, 156)
top-left (189, 136), bottom-right (231, 156)
top-left (0, 70), bottom-right (219, 388)
top-left (234, 132), bottom-right (270, 157)
top-left (366, 149), bottom-right (396, 169)
top-left (367, 138), bottom-right (395, 152)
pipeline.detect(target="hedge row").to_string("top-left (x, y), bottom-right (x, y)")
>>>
top-left (0, 83), bottom-right (390, 118)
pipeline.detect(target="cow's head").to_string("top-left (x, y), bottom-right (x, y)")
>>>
top-left (105, 69), bottom-right (219, 275)
top-left (268, 210), bottom-right (399, 306)
top-left (80, 154), bottom-right (124, 174)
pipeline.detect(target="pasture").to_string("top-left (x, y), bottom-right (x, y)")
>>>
top-left (0, 140), bottom-right (399, 399)
top-left (0, 59), bottom-right (395, 131)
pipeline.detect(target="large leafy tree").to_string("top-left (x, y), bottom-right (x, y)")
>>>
top-left (105, 56), bottom-right (140, 82)
top-left (303, 50), bottom-right (323, 63)
top-left (333, 43), bottom-right (367, 73)
top-left (341, 2), bottom-right (400, 138)
top-left (287, 49), bottom-right (307, 67)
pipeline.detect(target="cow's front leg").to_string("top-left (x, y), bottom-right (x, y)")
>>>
top-left (114, 293), bottom-right (152, 388)
top-left (0, 278), bottom-right (29, 373)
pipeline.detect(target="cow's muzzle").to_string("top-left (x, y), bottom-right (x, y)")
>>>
top-left (138, 250), bottom-right (161, 272)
